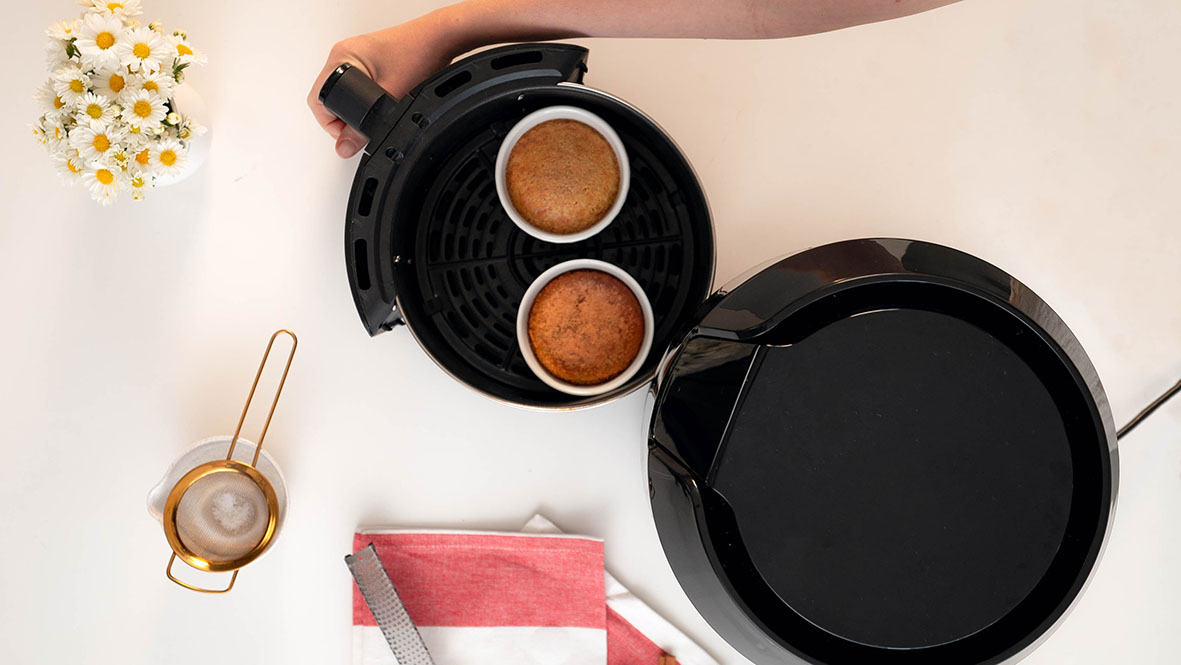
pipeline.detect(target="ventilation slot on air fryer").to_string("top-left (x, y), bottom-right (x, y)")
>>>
top-left (434, 71), bottom-right (472, 98)
top-left (352, 239), bottom-right (371, 291)
top-left (357, 177), bottom-right (378, 217)
top-left (490, 50), bottom-right (544, 70)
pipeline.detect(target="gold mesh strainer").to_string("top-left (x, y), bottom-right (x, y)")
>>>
top-left (163, 329), bottom-right (297, 593)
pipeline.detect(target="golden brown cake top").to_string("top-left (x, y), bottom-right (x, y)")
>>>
top-left (527, 269), bottom-right (645, 386)
top-left (506, 119), bottom-right (621, 236)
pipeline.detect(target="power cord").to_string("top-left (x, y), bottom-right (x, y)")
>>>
top-left (1117, 376), bottom-right (1181, 440)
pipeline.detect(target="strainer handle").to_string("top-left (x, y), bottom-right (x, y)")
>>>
top-left (227, 329), bottom-right (298, 466)
top-left (166, 553), bottom-right (238, 594)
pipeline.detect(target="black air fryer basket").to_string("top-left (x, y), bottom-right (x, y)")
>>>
top-left (320, 44), bottom-right (714, 408)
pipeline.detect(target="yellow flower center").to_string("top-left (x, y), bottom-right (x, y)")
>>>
top-left (93, 134), bottom-right (110, 152)
top-left (54, 96), bottom-right (65, 109)
top-left (129, 126), bottom-right (141, 133)
top-left (159, 149), bottom-right (177, 166)
top-left (143, 80), bottom-right (158, 92)
top-left (86, 103), bottom-right (104, 119)
top-left (132, 176), bottom-right (145, 188)
top-left (68, 159), bottom-right (81, 173)
top-left (96, 169), bottom-right (114, 185)
top-left (135, 148), bottom-right (150, 165)
top-left (96, 32), bottom-right (115, 50)
top-left (54, 127), bottom-right (64, 139)
top-left (69, 79), bottom-right (85, 93)
top-left (108, 73), bottom-right (124, 92)
top-left (108, 2), bottom-right (124, 10)
top-left (133, 43), bottom-right (150, 58)
top-left (177, 43), bottom-right (193, 56)
top-left (133, 100), bottom-right (152, 118)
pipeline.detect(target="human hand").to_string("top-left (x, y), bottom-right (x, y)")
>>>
top-left (308, 13), bottom-right (460, 158)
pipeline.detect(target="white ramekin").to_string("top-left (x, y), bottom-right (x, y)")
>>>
top-left (516, 259), bottom-right (654, 396)
top-left (495, 106), bottom-right (630, 244)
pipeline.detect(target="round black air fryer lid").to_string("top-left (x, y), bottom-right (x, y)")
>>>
top-left (647, 238), bottom-right (1118, 665)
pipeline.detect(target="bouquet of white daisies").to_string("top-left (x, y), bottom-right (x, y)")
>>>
top-left (32, 0), bottom-right (206, 205)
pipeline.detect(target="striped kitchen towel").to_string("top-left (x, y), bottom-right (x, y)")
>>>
top-left (351, 516), bottom-right (719, 665)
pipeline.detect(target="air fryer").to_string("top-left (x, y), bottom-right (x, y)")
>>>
top-left (322, 44), bottom-right (1124, 665)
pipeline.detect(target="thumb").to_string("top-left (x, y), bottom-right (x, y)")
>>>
top-left (335, 125), bottom-right (369, 158)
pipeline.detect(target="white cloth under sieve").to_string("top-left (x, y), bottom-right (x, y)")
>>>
top-left (175, 471), bottom-right (271, 563)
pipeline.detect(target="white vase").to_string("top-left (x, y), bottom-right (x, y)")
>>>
top-left (154, 82), bottom-right (211, 186)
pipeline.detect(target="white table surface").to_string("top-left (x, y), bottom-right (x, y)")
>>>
top-left (3, 1), bottom-right (1179, 663)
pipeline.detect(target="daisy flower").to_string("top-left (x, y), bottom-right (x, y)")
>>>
top-left (82, 163), bottom-right (124, 205)
top-left (116, 26), bottom-right (168, 73)
top-left (35, 79), bottom-right (71, 121)
top-left (129, 143), bottom-right (155, 175)
top-left (149, 138), bottom-right (187, 177)
top-left (103, 146), bottom-right (134, 173)
top-left (92, 66), bottom-right (130, 100)
top-left (79, 0), bottom-right (142, 19)
top-left (46, 19), bottom-right (82, 41)
top-left (170, 32), bottom-right (206, 67)
top-left (174, 114), bottom-right (206, 141)
top-left (128, 172), bottom-right (149, 200)
top-left (31, 119), bottom-right (52, 148)
top-left (125, 68), bottom-right (174, 100)
top-left (121, 119), bottom-right (151, 145)
top-left (53, 64), bottom-right (91, 106)
top-left (122, 123), bottom-right (152, 146)
top-left (70, 122), bottom-right (125, 164)
top-left (34, 79), bottom-right (55, 107)
top-left (43, 119), bottom-right (71, 154)
top-left (74, 91), bottom-right (118, 128)
top-left (45, 39), bottom-right (73, 70)
top-left (74, 12), bottom-right (125, 71)
top-left (54, 150), bottom-right (87, 183)
top-left (34, 118), bottom-right (71, 157)
top-left (119, 88), bottom-right (167, 131)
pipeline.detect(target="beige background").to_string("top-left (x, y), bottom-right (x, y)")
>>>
top-left (2, 0), bottom-right (1179, 663)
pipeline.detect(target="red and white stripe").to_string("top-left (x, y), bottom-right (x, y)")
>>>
top-left (352, 530), bottom-right (606, 665)
top-left (351, 520), bottom-right (719, 665)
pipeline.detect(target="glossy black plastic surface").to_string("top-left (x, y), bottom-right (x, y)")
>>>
top-left (336, 44), bottom-right (714, 408)
top-left (648, 239), bottom-right (1117, 665)
top-left (319, 63), bottom-right (392, 138)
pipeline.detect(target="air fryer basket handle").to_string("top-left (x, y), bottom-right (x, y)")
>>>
top-left (335, 43), bottom-right (592, 337)
top-left (319, 63), bottom-right (398, 140)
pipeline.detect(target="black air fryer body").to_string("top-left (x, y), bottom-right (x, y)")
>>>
top-left (646, 239), bottom-right (1118, 665)
top-left (323, 46), bottom-right (1119, 665)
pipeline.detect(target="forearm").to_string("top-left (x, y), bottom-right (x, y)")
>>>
top-left (311, 0), bottom-right (965, 157)
top-left (429, 0), bottom-right (963, 54)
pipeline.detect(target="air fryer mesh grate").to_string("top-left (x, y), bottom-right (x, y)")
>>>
top-left (412, 119), bottom-right (700, 394)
